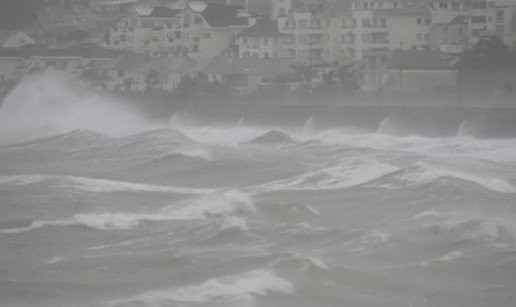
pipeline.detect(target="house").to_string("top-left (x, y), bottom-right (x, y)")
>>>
top-left (0, 31), bottom-right (36, 49)
top-left (107, 1), bottom-right (257, 61)
top-left (138, 56), bottom-right (197, 91)
top-left (271, 0), bottom-right (292, 19)
top-left (383, 49), bottom-right (457, 92)
top-left (189, 56), bottom-right (295, 93)
top-left (88, 52), bottom-right (153, 91)
top-left (431, 15), bottom-right (469, 54)
top-left (87, 52), bottom-right (196, 91)
top-left (236, 19), bottom-right (291, 59)
top-left (92, 0), bottom-right (139, 14)
top-left (0, 44), bottom-right (120, 83)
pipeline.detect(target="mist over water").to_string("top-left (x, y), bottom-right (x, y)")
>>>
top-left (1, 76), bottom-right (516, 307)
top-left (0, 73), bottom-right (159, 142)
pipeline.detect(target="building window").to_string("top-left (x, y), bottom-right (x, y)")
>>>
top-left (264, 52), bottom-right (269, 58)
top-left (458, 27), bottom-right (463, 34)
top-left (417, 33), bottom-right (422, 40)
top-left (471, 16), bottom-right (487, 23)
top-left (424, 33), bottom-right (430, 40)
top-left (194, 16), bottom-right (202, 24)
top-left (379, 2), bottom-right (383, 7)
top-left (205, 33), bottom-right (211, 38)
top-left (393, 2), bottom-right (398, 8)
top-left (417, 18), bottom-right (422, 24)
top-left (479, 2), bottom-right (486, 9)
top-left (243, 38), bottom-right (247, 44)
top-left (263, 37), bottom-right (269, 45)
top-left (117, 70), bottom-right (124, 78)
top-left (488, 16), bottom-right (492, 22)
top-left (496, 25), bottom-right (505, 32)
top-left (425, 18), bottom-right (431, 25)
top-left (496, 10), bottom-right (504, 21)
top-left (175, 31), bottom-right (181, 38)
top-left (472, 2), bottom-right (479, 9)
top-left (444, 26), bottom-right (448, 32)
top-left (439, 2), bottom-right (448, 9)
top-left (193, 45), bottom-right (199, 52)
top-left (451, 3), bottom-right (460, 9)
top-left (193, 37), bottom-right (199, 43)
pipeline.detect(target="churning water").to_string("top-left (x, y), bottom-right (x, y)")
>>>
top-left (1, 75), bottom-right (516, 307)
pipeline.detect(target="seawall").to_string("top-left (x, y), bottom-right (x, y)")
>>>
top-left (161, 102), bottom-right (516, 138)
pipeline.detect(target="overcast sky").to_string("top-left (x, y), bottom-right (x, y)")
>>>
top-left (0, 0), bottom-right (41, 30)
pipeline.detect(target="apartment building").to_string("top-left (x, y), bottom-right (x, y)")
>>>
top-left (277, 1), bottom-right (335, 65)
top-left (107, 1), bottom-right (256, 61)
top-left (271, 0), bottom-right (292, 19)
top-left (236, 20), bottom-right (291, 59)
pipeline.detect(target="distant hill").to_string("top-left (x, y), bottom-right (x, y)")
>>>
top-left (0, 0), bottom-right (42, 29)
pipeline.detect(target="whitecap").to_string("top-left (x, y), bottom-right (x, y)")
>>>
top-left (110, 270), bottom-right (293, 306)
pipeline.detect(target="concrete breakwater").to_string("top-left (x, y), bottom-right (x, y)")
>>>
top-left (158, 102), bottom-right (516, 138)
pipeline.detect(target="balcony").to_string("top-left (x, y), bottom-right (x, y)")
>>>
top-left (341, 40), bottom-right (355, 45)
top-left (341, 24), bottom-right (356, 29)
top-left (365, 39), bottom-right (389, 45)
top-left (367, 24), bottom-right (387, 29)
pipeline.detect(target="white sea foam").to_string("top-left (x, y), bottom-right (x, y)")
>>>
top-left (1, 190), bottom-right (256, 233)
top-left (421, 164), bottom-right (516, 193)
top-left (44, 256), bottom-right (65, 264)
top-left (0, 174), bottom-right (48, 186)
top-left (110, 270), bottom-right (293, 306)
top-left (0, 73), bottom-right (158, 141)
top-left (292, 253), bottom-right (329, 270)
top-left (0, 174), bottom-right (215, 194)
top-left (257, 159), bottom-right (399, 191)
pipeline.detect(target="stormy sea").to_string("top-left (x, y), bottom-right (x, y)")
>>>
top-left (1, 74), bottom-right (515, 307)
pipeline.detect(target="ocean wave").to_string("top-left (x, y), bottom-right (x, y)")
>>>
top-left (0, 174), bottom-right (215, 194)
top-left (412, 210), bottom-right (516, 243)
top-left (0, 129), bottom-right (113, 149)
top-left (360, 163), bottom-right (516, 193)
top-left (110, 269), bottom-right (293, 306)
top-left (273, 252), bottom-right (329, 271)
top-left (254, 159), bottom-right (399, 191)
top-left (0, 190), bottom-right (255, 233)
top-left (245, 130), bottom-right (296, 145)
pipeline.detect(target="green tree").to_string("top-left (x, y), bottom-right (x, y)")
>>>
top-left (458, 35), bottom-right (516, 71)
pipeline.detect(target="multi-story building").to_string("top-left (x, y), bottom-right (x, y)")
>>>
top-left (430, 15), bottom-right (469, 54)
top-left (107, 1), bottom-right (256, 61)
top-left (236, 20), bottom-right (291, 59)
top-left (277, 1), bottom-right (334, 65)
top-left (271, 0), bottom-right (292, 19)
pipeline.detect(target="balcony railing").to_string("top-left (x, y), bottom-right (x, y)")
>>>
top-left (366, 24), bottom-right (387, 28)
top-left (341, 40), bottom-right (355, 44)
top-left (365, 39), bottom-right (389, 44)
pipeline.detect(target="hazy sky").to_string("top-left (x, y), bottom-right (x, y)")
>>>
top-left (0, 0), bottom-right (41, 30)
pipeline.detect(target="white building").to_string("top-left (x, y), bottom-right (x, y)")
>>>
top-left (107, 1), bottom-right (256, 61)
top-left (237, 20), bottom-right (291, 59)
top-left (0, 31), bottom-right (36, 49)
top-left (271, 0), bottom-right (292, 19)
